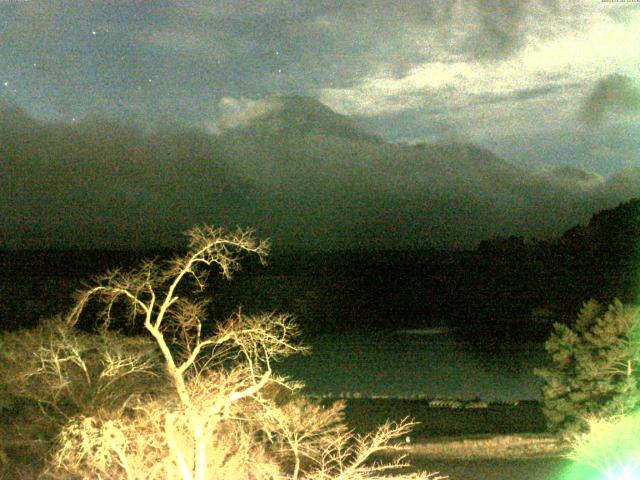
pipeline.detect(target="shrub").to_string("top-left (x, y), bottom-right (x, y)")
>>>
top-left (1, 316), bottom-right (165, 419)
top-left (4, 226), bottom-right (445, 480)
top-left (0, 316), bottom-right (167, 477)
top-left (535, 299), bottom-right (640, 436)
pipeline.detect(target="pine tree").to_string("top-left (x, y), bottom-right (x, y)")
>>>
top-left (535, 299), bottom-right (640, 436)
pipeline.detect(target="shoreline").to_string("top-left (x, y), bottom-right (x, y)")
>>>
top-left (404, 433), bottom-right (569, 460)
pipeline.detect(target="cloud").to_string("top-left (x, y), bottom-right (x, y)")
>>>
top-left (475, 84), bottom-right (581, 106)
top-left (600, 167), bottom-right (640, 201)
top-left (1, 0), bottom-right (639, 205)
top-left (534, 166), bottom-right (604, 192)
top-left (318, 61), bottom-right (489, 117)
top-left (580, 74), bottom-right (640, 124)
top-left (171, 0), bottom-right (328, 21)
top-left (127, 0), bottom-right (633, 114)
top-left (317, 59), bottom-right (582, 123)
top-left (459, 0), bottom-right (528, 60)
top-left (209, 96), bottom-right (283, 132)
top-left (146, 29), bottom-right (217, 53)
top-left (317, 5), bottom-right (639, 121)
top-left (4, 1), bottom-right (637, 135)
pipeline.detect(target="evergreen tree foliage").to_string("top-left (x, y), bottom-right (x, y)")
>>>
top-left (535, 299), bottom-right (640, 436)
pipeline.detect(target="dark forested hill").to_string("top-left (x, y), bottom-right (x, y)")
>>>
top-left (2, 199), bottom-right (639, 340)
top-left (202, 198), bottom-right (640, 341)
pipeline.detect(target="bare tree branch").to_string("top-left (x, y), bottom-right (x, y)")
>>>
top-left (6, 225), bottom-right (444, 480)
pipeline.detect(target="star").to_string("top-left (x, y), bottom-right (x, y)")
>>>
top-left (3, 81), bottom-right (7, 87)
top-left (92, 30), bottom-right (97, 36)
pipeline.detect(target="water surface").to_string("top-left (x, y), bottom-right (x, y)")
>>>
top-left (277, 329), bottom-right (546, 401)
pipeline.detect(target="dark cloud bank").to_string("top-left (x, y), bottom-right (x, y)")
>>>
top-left (2, 96), bottom-right (639, 251)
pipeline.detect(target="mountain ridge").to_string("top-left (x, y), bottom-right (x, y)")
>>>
top-left (1, 99), bottom-right (639, 250)
top-left (221, 95), bottom-right (385, 144)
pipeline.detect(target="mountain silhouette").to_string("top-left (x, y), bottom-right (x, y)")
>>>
top-left (1, 98), bottom-right (639, 250)
top-left (223, 95), bottom-right (384, 144)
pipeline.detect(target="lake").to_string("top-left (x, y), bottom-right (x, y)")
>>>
top-left (277, 328), bottom-right (547, 402)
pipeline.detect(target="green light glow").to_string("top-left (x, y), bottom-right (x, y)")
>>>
top-left (557, 460), bottom-right (640, 480)
top-left (562, 412), bottom-right (640, 480)
top-left (559, 461), bottom-right (600, 480)
top-left (607, 465), bottom-right (640, 480)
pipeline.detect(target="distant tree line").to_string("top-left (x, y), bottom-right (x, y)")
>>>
top-left (204, 198), bottom-right (640, 341)
top-left (2, 199), bottom-right (639, 341)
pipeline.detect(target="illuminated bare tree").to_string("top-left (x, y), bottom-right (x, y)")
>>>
top-left (9, 225), bottom-right (446, 480)
top-left (65, 226), bottom-right (273, 405)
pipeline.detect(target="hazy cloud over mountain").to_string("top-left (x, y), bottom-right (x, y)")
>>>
top-left (599, 167), bottom-right (640, 201)
top-left (0, 2), bottom-right (638, 249)
top-left (580, 74), bottom-right (640, 124)
top-left (210, 97), bottom-right (283, 132)
top-left (533, 166), bottom-right (605, 192)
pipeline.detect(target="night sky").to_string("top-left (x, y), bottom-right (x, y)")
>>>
top-left (1, 1), bottom-right (639, 250)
